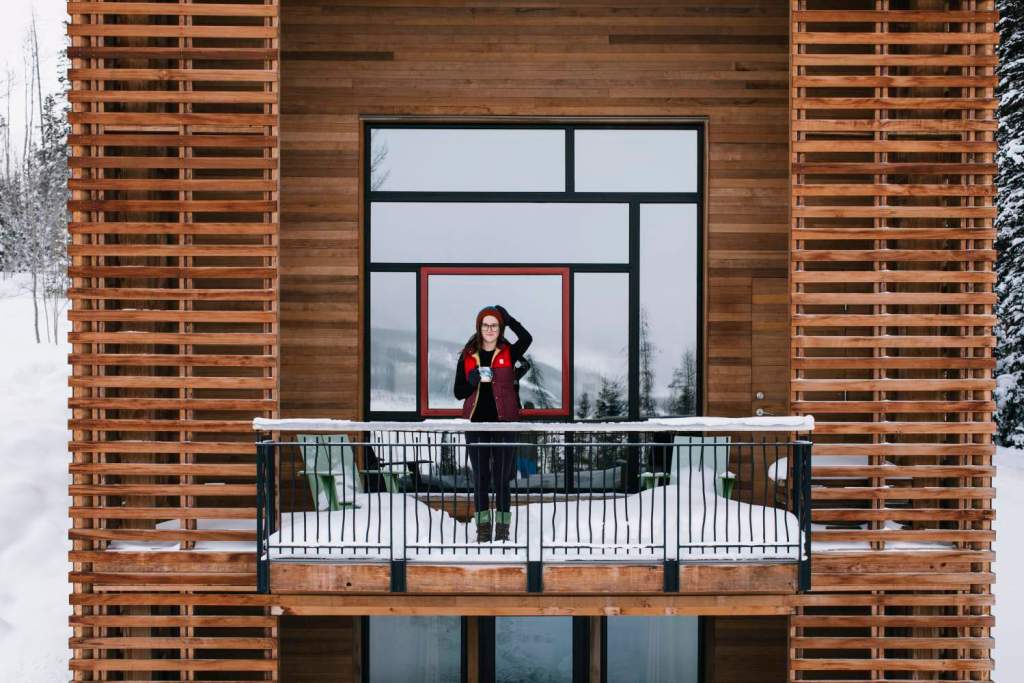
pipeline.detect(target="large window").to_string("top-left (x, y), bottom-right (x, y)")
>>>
top-left (365, 123), bottom-right (703, 419)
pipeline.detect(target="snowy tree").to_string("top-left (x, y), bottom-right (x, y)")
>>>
top-left (666, 349), bottom-right (697, 416)
top-left (638, 306), bottom-right (658, 416)
top-left (595, 376), bottom-right (626, 419)
top-left (521, 353), bottom-right (555, 409)
top-left (575, 391), bottom-right (592, 419)
top-left (996, 0), bottom-right (1024, 445)
top-left (0, 90), bottom-right (69, 344)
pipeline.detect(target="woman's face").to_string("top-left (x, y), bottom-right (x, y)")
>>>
top-left (480, 314), bottom-right (500, 345)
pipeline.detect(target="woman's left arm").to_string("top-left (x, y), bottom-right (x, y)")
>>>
top-left (497, 306), bottom-right (532, 360)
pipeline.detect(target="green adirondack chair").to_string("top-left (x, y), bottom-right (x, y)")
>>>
top-left (669, 435), bottom-right (734, 498)
top-left (297, 434), bottom-right (362, 510)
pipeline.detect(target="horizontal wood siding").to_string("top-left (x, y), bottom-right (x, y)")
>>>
top-left (790, 1), bottom-right (995, 680)
top-left (279, 0), bottom-right (793, 419)
top-left (68, 0), bottom-right (279, 679)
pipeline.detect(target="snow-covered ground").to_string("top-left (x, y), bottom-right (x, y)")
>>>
top-left (0, 275), bottom-right (72, 681)
top-left (994, 445), bottom-right (1022, 680)
top-left (0, 277), bottom-right (1019, 680)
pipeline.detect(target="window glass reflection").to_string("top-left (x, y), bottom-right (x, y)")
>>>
top-left (574, 129), bottom-right (698, 193)
top-left (371, 128), bottom-right (565, 192)
top-left (605, 617), bottom-right (699, 682)
top-left (371, 203), bottom-right (628, 263)
top-left (640, 204), bottom-right (699, 416)
top-left (425, 273), bottom-right (564, 411)
top-left (370, 272), bottom-right (417, 412)
top-left (496, 617), bottom-right (572, 683)
top-left (573, 273), bottom-right (628, 419)
top-left (369, 616), bottom-right (461, 683)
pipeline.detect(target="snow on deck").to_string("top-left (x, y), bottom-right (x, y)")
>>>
top-left (266, 485), bottom-right (804, 563)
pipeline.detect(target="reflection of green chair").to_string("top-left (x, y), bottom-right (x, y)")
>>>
top-left (670, 436), bottom-right (734, 498)
top-left (298, 434), bottom-right (362, 510)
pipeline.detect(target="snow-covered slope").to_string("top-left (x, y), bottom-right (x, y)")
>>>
top-left (0, 275), bottom-right (71, 681)
top-left (994, 446), bottom-right (1022, 681)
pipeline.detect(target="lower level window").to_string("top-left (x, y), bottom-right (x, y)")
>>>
top-left (604, 617), bottom-right (699, 682)
top-left (368, 616), bottom-right (461, 682)
top-left (495, 616), bottom-right (573, 683)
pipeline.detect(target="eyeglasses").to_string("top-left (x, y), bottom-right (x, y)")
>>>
top-left (480, 323), bottom-right (500, 331)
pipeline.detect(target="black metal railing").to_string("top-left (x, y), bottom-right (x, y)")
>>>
top-left (254, 419), bottom-right (813, 594)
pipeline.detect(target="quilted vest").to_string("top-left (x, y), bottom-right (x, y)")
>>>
top-left (461, 343), bottom-right (521, 421)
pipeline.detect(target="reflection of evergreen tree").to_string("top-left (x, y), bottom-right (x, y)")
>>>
top-left (595, 376), bottom-right (626, 418)
top-left (589, 377), bottom-right (626, 470)
top-left (576, 391), bottom-right (592, 419)
top-left (370, 138), bottom-right (390, 190)
top-left (638, 307), bottom-right (658, 416)
top-left (666, 349), bottom-right (697, 416)
top-left (522, 353), bottom-right (555, 409)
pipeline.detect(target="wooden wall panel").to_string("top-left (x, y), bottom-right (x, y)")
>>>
top-left (790, 1), bottom-right (996, 680)
top-left (279, 0), bottom-right (793, 419)
top-left (704, 616), bottom-right (789, 683)
top-left (279, 616), bottom-right (357, 683)
top-left (67, 0), bottom-right (280, 679)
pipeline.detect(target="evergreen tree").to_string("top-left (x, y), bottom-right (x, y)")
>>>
top-left (522, 353), bottom-right (554, 409)
top-left (638, 306), bottom-right (658, 416)
top-left (666, 349), bottom-right (697, 416)
top-left (595, 376), bottom-right (626, 419)
top-left (576, 391), bottom-right (592, 419)
top-left (996, 0), bottom-right (1024, 445)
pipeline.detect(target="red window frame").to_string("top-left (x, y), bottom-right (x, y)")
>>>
top-left (419, 266), bottom-right (572, 418)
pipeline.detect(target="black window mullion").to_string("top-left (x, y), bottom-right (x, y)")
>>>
top-left (573, 617), bottom-right (591, 683)
top-left (368, 191), bottom-right (700, 203)
top-left (627, 202), bottom-right (640, 421)
top-left (479, 617), bottom-right (496, 683)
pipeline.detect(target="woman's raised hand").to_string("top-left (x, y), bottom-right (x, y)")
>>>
top-left (494, 304), bottom-right (512, 322)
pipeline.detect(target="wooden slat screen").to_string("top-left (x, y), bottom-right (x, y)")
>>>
top-left (68, 0), bottom-right (279, 679)
top-left (790, 1), bottom-right (996, 680)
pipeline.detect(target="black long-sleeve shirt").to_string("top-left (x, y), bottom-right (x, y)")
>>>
top-left (453, 317), bottom-right (533, 420)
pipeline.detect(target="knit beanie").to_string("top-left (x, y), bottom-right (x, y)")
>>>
top-left (475, 306), bottom-right (505, 336)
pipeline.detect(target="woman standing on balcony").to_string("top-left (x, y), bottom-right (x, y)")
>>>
top-left (453, 305), bottom-right (532, 542)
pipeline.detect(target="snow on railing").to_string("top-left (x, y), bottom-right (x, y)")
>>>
top-left (253, 415), bottom-right (815, 433)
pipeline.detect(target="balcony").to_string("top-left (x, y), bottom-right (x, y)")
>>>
top-left (254, 417), bottom-right (813, 596)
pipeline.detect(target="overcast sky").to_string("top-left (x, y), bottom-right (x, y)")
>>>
top-left (0, 1), bottom-right (67, 158)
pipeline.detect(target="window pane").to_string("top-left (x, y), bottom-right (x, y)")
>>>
top-left (573, 273), bottom-right (628, 419)
top-left (574, 129), bottom-right (698, 193)
top-left (640, 204), bottom-right (699, 416)
top-left (496, 617), bottom-right (572, 683)
top-left (370, 617), bottom-right (461, 683)
top-left (371, 128), bottom-right (565, 192)
top-left (370, 272), bottom-right (417, 412)
top-left (371, 203), bottom-right (628, 264)
top-left (425, 273), bottom-right (564, 412)
top-left (605, 617), bottom-right (699, 682)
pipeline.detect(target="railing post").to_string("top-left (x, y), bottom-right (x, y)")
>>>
top-left (796, 439), bottom-right (813, 592)
top-left (663, 560), bottom-right (679, 593)
top-left (255, 436), bottom-right (272, 594)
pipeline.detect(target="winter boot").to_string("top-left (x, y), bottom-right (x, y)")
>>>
top-left (494, 511), bottom-right (512, 542)
top-left (475, 510), bottom-right (492, 543)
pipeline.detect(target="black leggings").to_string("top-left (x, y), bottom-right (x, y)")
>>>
top-left (466, 431), bottom-right (517, 515)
